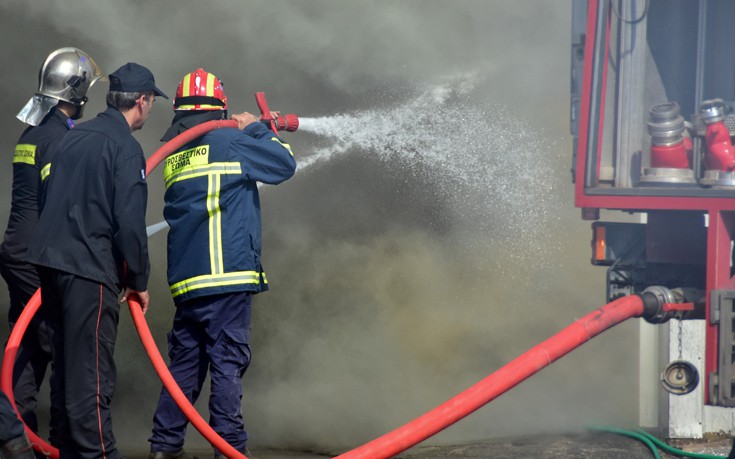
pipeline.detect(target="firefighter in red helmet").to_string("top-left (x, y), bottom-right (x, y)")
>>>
top-left (148, 69), bottom-right (296, 459)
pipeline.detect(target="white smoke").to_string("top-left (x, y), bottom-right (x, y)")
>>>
top-left (0, 2), bottom-right (635, 455)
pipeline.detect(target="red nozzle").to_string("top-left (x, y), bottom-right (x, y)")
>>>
top-left (255, 92), bottom-right (271, 119)
top-left (254, 91), bottom-right (298, 133)
top-left (274, 114), bottom-right (299, 132)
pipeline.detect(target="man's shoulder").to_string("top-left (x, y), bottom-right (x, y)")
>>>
top-left (73, 114), bottom-right (133, 144)
top-left (17, 118), bottom-right (67, 145)
top-left (63, 121), bottom-right (143, 163)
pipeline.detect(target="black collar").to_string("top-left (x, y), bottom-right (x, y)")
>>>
top-left (160, 111), bottom-right (227, 142)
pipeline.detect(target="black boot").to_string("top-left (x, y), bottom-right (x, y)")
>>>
top-left (149, 450), bottom-right (198, 459)
top-left (0, 434), bottom-right (34, 459)
top-left (214, 447), bottom-right (252, 459)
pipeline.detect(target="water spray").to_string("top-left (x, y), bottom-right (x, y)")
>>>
top-left (3, 86), bottom-right (591, 459)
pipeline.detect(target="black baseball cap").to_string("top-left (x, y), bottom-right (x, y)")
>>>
top-left (109, 62), bottom-right (168, 99)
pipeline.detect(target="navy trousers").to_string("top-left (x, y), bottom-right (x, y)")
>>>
top-left (1, 259), bottom-right (52, 434)
top-left (38, 267), bottom-right (122, 459)
top-left (149, 292), bottom-right (252, 454)
top-left (0, 390), bottom-right (24, 442)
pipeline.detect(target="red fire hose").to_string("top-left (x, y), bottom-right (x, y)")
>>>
top-left (145, 119), bottom-right (238, 175)
top-left (0, 96), bottom-right (294, 458)
top-left (139, 119), bottom-right (249, 459)
top-left (334, 294), bottom-right (645, 459)
top-left (3, 276), bottom-right (646, 458)
top-left (1, 290), bottom-right (53, 457)
top-left (1, 105), bottom-right (647, 459)
top-left (0, 119), bottom-right (244, 459)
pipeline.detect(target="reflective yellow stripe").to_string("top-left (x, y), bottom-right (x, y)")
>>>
top-left (181, 73), bottom-right (191, 97)
top-left (165, 154), bottom-right (246, 296)
top-left (13, 144), bottom-right (36, 165)
top-left (175, 103), bottom-right (222, 110)
top-left (206, 72), bottom-right (215, 97)
top-left (163, 145), bottom-right (210, 180)
top-left (170, 271), bottom-right (265, 298)
top-left (40, 163), bottom-right (51, 181)
top-left (207, 173), bottom-right (224, 274)
top-left (270, 137), bottom-right (294, 156)
top-left (164, 163), bottom-right (241, 188)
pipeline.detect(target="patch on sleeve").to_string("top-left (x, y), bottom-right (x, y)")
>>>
top-left (13, 144), bottom-right (36, 165)
top-left (141, 168), bottom-right (146, 180)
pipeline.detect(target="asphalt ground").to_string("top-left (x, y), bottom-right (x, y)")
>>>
top-left (126, 431), bottom-right (734, 459)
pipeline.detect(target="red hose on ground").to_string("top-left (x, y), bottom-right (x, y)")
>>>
top-left (334, 294), bottom-right (645, 459)
top-left (127, 298), bottom-right (246, 459)
top-left (0, 289), bottom-right (57, 458)
top-left (2, 117), bottom-right (645, 459)
top-left (0, 119), bottom-right (242, 459)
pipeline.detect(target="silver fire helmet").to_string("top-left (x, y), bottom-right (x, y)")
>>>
top-left (17, 47), bottom-right (106, 126)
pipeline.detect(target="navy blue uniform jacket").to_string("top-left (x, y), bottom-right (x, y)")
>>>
top-left (26, 107), bottom-right (150, 292)
top-left (162, 121), bottom-right (295, 304)
top-left (1, 108), bottom-right (72, 266)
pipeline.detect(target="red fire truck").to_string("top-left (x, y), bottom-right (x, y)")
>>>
top-left (572, 0), bottom-right (735, 438)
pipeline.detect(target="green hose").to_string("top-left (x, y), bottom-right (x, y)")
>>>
top-left (589, 426), bottom-right (661, 459)
top-left (590, 426), bottom-right (727, 458)
top-left (634, 429), bottom-right (725, 459)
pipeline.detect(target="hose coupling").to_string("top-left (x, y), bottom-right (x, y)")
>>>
top-left (640, 286), bottom-right (699, 324)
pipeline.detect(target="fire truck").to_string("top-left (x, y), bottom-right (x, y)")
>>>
top-left (571, 0), bottom-right (735, 438)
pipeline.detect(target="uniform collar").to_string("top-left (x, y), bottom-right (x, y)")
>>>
top-left (161, 111), bottom-right (227, 142)
top-left (50, 107), bottom-right (75, 129)
top-left (101, 106), bottom-right (134, 132)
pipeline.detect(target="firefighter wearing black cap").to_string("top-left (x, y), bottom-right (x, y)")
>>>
top-left (25, 62), bottom-right (167, 459)
top-left (147, 68), bottom-right (296, 459)
top-left (0, 47), bottom-right (104, 440)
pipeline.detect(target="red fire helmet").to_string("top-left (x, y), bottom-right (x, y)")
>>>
top-left (173, 68), bottom-right (227, 111)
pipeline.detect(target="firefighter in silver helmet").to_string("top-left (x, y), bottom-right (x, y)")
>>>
top-left (0, 47), bottom-right (104, 447)
top-left (17, 47), bottom-right (105, 126)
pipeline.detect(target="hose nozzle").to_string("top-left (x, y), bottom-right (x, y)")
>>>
top-left (255, 91), bottom-right (299, 133)
top-left (272, 113), bottom-right (299, 132)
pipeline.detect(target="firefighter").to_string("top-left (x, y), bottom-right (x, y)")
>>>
top-left (0, 390), bottom-right (34, 459)
top-left (148, 68), bottom-right (296, 459)
top-left (0, 47), bottom-right (104, 439)
top-left (25, 62), bottom-right (166, 459)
